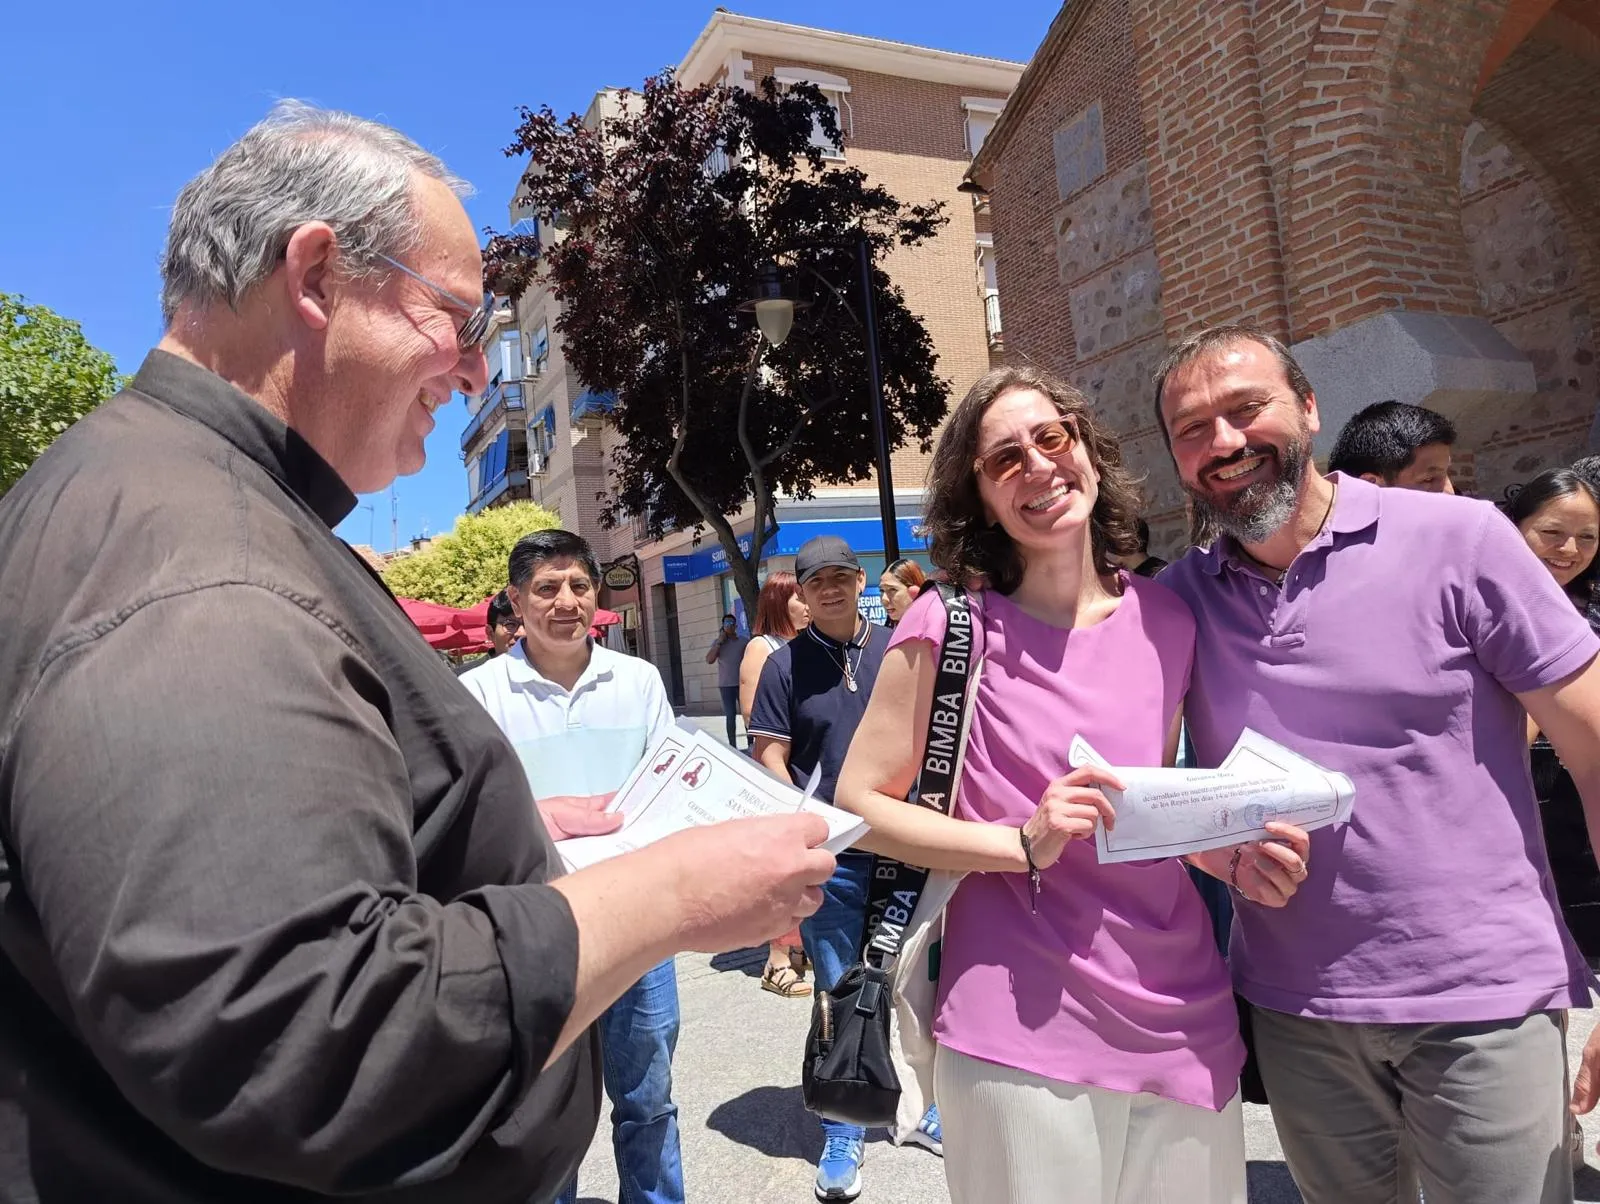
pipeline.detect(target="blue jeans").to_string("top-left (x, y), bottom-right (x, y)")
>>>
top-left (800, 850), bottom-right (874, 1151)
top-left (719, 685), bottom-right (740, 747)
top-left (556, 958), bottom-right (683, 1204)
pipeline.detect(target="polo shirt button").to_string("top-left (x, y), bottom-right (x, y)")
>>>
top-left (1258, 585), bottom-right (1268, 596)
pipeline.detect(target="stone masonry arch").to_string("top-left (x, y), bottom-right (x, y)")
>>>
top-left (1279, 0), bottom-right (1506, 340)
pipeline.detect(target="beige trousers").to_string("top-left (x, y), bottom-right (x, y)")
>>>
top-left (933, 1044), bottom-right (1247, 1204)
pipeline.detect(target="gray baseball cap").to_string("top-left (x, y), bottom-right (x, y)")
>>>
top-left (795, 535), bottom-right (861, 584)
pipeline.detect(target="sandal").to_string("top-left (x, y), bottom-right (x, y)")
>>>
top-left (789, 947), bottom-right (813, 975)
top-left (761, 963), bottom-right (812, 998)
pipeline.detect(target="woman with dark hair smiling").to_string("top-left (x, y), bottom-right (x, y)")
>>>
top-left (835, 366), bottom-right (1309, 1204)
top-left (1506, 468), bottom-right (1600, 613)
top-left (1506, 466), bottom-right (1600, 1170)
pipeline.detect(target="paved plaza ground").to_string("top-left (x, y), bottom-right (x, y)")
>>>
top-left (564, 718), bottom-right (1600, 1203)
top-left (568, 942), bottom-right (1600, 1204)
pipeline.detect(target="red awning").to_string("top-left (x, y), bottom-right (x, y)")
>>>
top-left (397, 597), bottom-right (492, 653)
top-left (399, 598), bottom-right (623, 653)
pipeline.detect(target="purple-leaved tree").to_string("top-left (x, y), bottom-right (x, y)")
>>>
top-left (485, 71), bottom-right (950, 617)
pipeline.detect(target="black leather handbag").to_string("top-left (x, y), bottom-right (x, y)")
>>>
top-left (802, 585), bottom-right (975, 1127)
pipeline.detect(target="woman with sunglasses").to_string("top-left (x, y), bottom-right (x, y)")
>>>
top-left (836, 366), bottom-right (1309, 1204)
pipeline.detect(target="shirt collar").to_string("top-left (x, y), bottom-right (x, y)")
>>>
top-left (504, 638), bottom-right (611, 694)
top-left (806, 617), bottom-right (870, 651)
top-left (1198, 471), bottom-right (1381, 577)
top-left (129, 350), bottom-right (357, 529)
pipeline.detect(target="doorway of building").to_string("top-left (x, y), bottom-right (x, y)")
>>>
top-left (653, 582), bottom-right (686, 708)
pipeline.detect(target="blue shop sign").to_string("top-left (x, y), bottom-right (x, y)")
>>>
top-left (663, 532), bottom-right (767, 584)
top-left (661, 516), bottom-right (927, 584)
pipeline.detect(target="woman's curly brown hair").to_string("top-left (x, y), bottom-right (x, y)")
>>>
top-left (922, 366), bottom-right (1143, 595)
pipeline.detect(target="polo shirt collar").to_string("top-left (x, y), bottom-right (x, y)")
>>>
top-left (1326, 470), bottom-right (1381, 535)
top-left (129, 349), bottom-right (357, 529)
top-left (504, 638), bottom-right (611, 694)
top-left (805, 618), bottom-right (871, 651)
top-left (1199, 471), bottom-right (1380, 576)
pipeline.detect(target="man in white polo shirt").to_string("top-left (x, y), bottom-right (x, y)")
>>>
top-left (462, 529), bottom-right (683, 1204)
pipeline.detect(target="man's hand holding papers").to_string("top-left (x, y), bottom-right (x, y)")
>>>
top-left (552, 725), bottom-right (870, 873)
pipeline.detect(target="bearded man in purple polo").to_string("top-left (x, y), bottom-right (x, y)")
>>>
top-left (1156, 325), bottom-right (1600, 1204)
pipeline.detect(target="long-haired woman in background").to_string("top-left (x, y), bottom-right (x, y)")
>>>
top-left (879, 558), bottom-right (927, 627)
top-left (738, 570), bottom-right (814, 998)
top-left (1506, 466), bottom-right (1600, 1171)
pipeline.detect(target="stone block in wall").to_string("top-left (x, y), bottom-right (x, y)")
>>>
top-left (1069, 337), bottom-right (1166, 434)
top-left (1495, 301), bottom-right (1598, 400)
top-left (1116, 428), bottom-right (1186, 515)
top-left (1068, 248), bottom-right (1163, 360)
top-left (1459, 121), bottom-right (1523, 197)
top-left (1462, 178), bottom-right (1580, 318)
top-left (1472, 423), bottom-right (1592, 500)
top-left (1053, 100), bottom-right (1106, 202)
top-left (1056, 162), bottom-right (1154, 285)
top-left (1292, 311), bottom-right (1537, 456)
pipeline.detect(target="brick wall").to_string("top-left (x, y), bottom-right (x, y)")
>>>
top-left (984, 0), bottom-right (1599, 552)
top-left (1130, 0), bottom-right (1508, 342)
top-left (1128, 0), bottom-right (1289, 339)
top-left (1458, 119), bottom-right (1597, 497)
top-left (980, 0), bottom-right (1189, 553)
top-left (1474, 16), bottom-right (1600, 378)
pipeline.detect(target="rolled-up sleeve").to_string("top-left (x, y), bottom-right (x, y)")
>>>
top-left (6, 583), bottom-right (580, 1192)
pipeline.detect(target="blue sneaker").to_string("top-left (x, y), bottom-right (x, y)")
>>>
top-left (903, 1104), bottom-right (942, 1157)
top-left (814, 1132), bottom-right (864, 1201)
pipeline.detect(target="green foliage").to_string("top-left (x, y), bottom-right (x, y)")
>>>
top-left (0, 293), bottom-right (124, 496)
top-left (382, 500), bottom-right (562, 607)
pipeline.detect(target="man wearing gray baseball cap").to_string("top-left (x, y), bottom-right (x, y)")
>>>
top-left (750, 535), bottom-right (895, 1199)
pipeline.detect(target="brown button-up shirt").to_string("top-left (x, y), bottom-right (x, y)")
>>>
top-left (0, 351), bottom-right (599, 1201)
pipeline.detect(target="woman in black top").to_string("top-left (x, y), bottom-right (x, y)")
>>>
top-left (1506, 469), bottom-right (1600, 960)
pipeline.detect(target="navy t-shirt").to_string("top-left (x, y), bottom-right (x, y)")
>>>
top-left (748, 621), bottom-right (892, 804)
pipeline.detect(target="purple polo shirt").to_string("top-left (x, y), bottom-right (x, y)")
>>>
top-left (1162, 473), bottom-right (1598, 1023)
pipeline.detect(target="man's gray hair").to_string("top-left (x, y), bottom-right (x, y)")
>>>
top-left (160, 100), bottom-right (472, 324)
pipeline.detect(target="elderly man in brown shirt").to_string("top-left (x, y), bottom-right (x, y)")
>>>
top-left (0, 101), bottom-right (832, 1203)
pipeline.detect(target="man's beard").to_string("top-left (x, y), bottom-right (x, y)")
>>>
top-left (1185, 435), bottom-right (1312, 546)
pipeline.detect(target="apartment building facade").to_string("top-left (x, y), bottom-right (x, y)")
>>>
top-left (462, 11), bottom-right (1024, 708)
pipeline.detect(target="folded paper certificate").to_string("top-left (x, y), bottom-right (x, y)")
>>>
top-left (555, 727), bottom-right (870, 873)
top-left (1069, 729), bottom-right (1355, 864)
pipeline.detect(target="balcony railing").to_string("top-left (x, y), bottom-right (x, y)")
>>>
top-left (460, 378), bottom-right (526, 452)
top-left (467, 469), bottom-right (530, 515)
top-left (983, 291), bottom-right (1003, 348)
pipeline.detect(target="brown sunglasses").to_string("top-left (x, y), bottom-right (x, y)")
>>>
top-left (974, 419), bottom-right (1080, 484)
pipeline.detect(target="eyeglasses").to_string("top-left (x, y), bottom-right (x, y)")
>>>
top-left (375, 254), bottom-right (492, 352)
top-left (973, 419), bottom-right (1080, 484)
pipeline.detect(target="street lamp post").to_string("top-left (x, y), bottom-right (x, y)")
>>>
top-left (854, 232), bottom-right (899, 565)
top-left (740, 230), bottom-right (900, 564)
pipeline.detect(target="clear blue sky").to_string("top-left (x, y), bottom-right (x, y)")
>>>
top-left (3, 1), bottom-right (1049, 548)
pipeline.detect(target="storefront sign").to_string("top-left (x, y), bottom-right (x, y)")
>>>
top-left (660, 517), bottom-right (929, 585)
top-left (663, 533), bottom-right (768, 584)
top-left (603, 563), bottom-right (639, 590)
